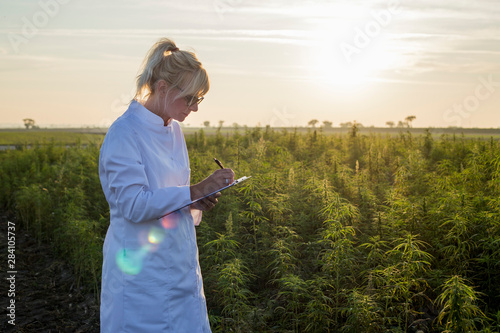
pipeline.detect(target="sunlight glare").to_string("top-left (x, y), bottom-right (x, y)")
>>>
top-left (306, 4), bottom-right (401, 91)
top-left (310, 25), bottom-right (373, 89)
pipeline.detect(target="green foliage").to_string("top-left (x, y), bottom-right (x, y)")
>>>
top-left (341, 289), bottom-right (383, 332)
top-left (1, 129), bottom-right (499, 332)
top-left (436, 275), bottom-right (486, 332)
top-left (0, 130), bottom-right (104, 145)
top-left (0, 142), bottom-right (107, 295)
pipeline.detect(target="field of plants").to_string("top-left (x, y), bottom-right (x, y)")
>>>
top-left (1, 126), bottom-right (499, 332)
top-left (0, 129), bottom-right (105, 146)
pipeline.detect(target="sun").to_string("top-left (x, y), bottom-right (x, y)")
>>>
top-left (305, 8), bottom-right (400, 91)
top-left (309, 31), bottom-right (378, 90)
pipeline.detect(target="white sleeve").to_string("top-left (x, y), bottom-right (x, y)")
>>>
top-left (100, 124), bottom-right (192, 223)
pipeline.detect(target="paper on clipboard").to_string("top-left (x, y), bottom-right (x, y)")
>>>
top-left (158, 176), bottom-right (251, 219)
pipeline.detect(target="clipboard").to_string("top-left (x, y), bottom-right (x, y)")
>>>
top-left (158, 176), bottom-right (251, 218)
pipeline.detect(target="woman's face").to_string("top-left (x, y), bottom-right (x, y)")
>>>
top-left (164, 87), bottom-right (199, 123)
top-left (146, 80), bottom-right (201, 125)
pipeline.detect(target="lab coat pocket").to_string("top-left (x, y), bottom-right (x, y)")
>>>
top-left (121, 242), bottom-right (170, 331)
top-left (122, 279), bottom-right (169, 332)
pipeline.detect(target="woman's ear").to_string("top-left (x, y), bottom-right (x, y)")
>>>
top-left (155, 79), bottom-right (168, 95)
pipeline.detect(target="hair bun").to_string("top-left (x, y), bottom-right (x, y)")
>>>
top-left (134, 38), bottom-right (209, 102)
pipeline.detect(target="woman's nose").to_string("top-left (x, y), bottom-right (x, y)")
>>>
top-left (189, 103), bottom-right (199, 112)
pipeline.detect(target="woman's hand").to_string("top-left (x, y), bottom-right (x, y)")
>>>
top-left (191, 192), bottom-right (221, 211)
top-left (190, 168), bottom-right (235, 211)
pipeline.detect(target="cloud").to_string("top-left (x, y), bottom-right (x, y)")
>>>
top-left (0, 27), bottom-right (313, 46)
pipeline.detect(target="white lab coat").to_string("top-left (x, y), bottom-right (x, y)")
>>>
top-left (99, 100), bottom-right (210, 332)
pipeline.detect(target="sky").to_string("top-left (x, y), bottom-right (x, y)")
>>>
top-left (0, 0), bottom-right (499, 129)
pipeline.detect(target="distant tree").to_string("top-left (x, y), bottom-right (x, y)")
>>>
top-left (308, 119), bottom-right (319, 128)
top-left (350, 121), bottom-right (359, 138)
top-left (340, 122), bottom-right (353, 128)
top-left (23, 118), bottom-right (36, 129)
top-left (397, 121), bottom-right (407, 128)
top-left (218, 120), bottom-right (224, 128)
top-left (386, 121), bottom-right (395, 128)
top-left (322, 121), bottom-right (333, 128)
top-left (203, 121), bottom-right (210, 128)
top-left (405, 115), bottom-right (416, 128)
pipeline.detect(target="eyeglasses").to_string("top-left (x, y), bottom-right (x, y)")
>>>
top-left (176, 86), bottom-right (204, 106)
top-left (185, 95), bottom-right (204, 106)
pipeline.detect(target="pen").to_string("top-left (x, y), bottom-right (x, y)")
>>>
top-left (213, 157), bottom-right (224, 169)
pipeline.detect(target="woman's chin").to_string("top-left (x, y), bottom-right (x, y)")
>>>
top-left (176, 114), bottom-right (190, 122)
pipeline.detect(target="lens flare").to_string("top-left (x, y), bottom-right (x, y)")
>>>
top-left (115, 246), bottom-right (150, 275)
top-left (148, 227), bottom-right (165, 244)
top-left (161, 214), bottom-right (179, 229)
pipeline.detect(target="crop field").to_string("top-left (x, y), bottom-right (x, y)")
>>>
top-left (1, 125), bottom-right (499, 145)
top-left (1, 126), bottom-right (499, 332)
top-left (0, 129), bottom-right (106, 146)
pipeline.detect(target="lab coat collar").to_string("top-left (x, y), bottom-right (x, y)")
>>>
top-left (129, 100), bottom-right (173, 132)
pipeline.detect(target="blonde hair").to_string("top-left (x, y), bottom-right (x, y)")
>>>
top-left (134, 38), bottom-right (209, 103)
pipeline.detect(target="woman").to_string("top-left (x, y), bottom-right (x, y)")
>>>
top-left (99, 38), bottom-right (234, 332)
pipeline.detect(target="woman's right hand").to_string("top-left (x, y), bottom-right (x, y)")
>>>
top-left (190, 168), bottom-right (235, 208)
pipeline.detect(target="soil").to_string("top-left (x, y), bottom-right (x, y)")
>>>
top-left (1, 215), bottom-right (100, 332)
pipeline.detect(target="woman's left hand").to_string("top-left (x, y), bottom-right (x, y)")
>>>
top-left (191, 192), bottom-right (222, 211)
